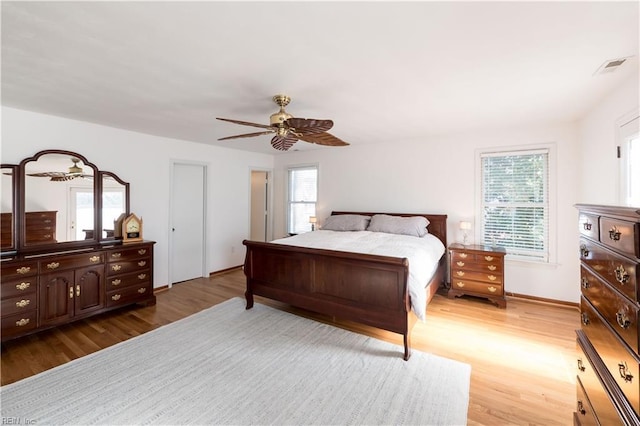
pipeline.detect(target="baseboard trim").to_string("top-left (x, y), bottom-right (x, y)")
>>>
top-left (506, 292), bottom-right (578, 309)
top-left (209, 265), bottom-right (243, 277)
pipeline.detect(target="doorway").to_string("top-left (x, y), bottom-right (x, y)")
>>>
top-left (250, 170), bottom-right (270, 242)
top-left (170, 162), bottom-right (207, 286)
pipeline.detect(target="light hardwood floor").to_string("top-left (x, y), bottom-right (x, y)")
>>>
top-left (1, 269), bottom-right (579, 425)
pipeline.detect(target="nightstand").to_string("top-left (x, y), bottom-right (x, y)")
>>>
top-left (447, 243), bottom-right (507, 308)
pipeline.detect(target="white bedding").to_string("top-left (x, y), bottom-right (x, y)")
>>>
top-left (271, 230), bottom-right (445, 321)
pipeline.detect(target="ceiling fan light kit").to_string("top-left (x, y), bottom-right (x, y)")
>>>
top-left (217, 95), bottom-right (350, 151)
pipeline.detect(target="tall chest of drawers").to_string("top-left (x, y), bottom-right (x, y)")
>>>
top-left (575, 204), bottom-right (640, 425)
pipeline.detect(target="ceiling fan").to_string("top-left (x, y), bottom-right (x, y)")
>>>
top-left (27, 158), bottom-right (92, 181)
top-left (217, 95), bottom-right (350, 151)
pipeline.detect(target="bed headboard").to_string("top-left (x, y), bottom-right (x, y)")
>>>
top-left (331, 211), bottom-right (448, 247)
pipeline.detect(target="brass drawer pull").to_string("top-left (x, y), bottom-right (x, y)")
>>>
top-left (111, 279), bottom-right (122, 286)
top-left (455, 271), bottom-right (465, 277)
top-left (455, 281), bottom-right (465, 288)
top-left (488, 286), bottom-right (497, 293)
top-left (16, 266), bottom-right (31, 274)
top-left (111, 294), bottom-right (121, 301)
top-left (111, 265), bottom-right (122, 272)
top-left (138, 249), bottom-right (147, 255)
top-left (89, 255), bottom-right (100, 262)
top-left (456, 261), bottom-right (465, 267)
top-left (43, 234), bottom-right (52, 239)
top-left (616, 311), bottom-right (631, 329)
top-left (577, 400), bottom-right (586, 416)
top-left (615, 265), bottom-right (629, 285)
top-left (581, 313), bottom-right (590, 326)
top-left (76, 285), bottom-right (81, 297)
top-left (112, 252), bottom-right (122, 259)
top-left (137, 261), bottom-right (147, 267)
top-left (583, 222), bottom-right (592, 231)
top-left (16, 282), bottom-right (30, 291)
top-left (69, 287), bottom-right (74, 299)
top-left (16, 318), bottom-right (30, 327)
top-left (581, 277), bottom-right (590, 289)
top-left (579, 244), bottom-right (589, 258)
top-left (484, 255), bottom-right (494, 261)
top-left (618, 361), bottom-right (634, 383)
top-left (487, 265), bottom-right (497, 271)
top-left (137, 287), bottom-right (147, 294)
top-left (577, 358), bottom-right (585, 372)
top-left (138, 273), bottom-right (147, 280)
top-left (47, 262), bottom-right (60, 269)
top-left (15, 299), bottom-right (30, 308)
top-left (488, 275), bottom-right (497, 281)
top-left (609, 227), bottom-right (621, 241)
top-left (459, 253), bottom-right (468, 259)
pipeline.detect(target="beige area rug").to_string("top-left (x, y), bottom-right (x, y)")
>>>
top-left (1, 297), bottom-right (471, 425)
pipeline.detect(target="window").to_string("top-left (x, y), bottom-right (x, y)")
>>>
top-left (287, 165), bottom-right (318, 234)
top-left (479, 148), bottom-right (550, 262)
top-left (618, 113), bottom-right (640, 206)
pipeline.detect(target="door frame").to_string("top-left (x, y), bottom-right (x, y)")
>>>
top-left (168, 160), bottom-right (208, 289)
top-left (249, 167), bottom-right (273, 242)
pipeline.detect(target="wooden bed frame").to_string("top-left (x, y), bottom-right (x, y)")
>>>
top-left (242, 211), bottom-right (448, 360)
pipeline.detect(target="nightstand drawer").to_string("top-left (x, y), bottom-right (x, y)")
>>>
top-left (450, 279), bottom-right (502, 296)
top-left (451, 268), bottom-right (502, 284)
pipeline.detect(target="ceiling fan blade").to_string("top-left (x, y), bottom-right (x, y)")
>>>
top-left (216, 117), bottom-right (273, 130)
top-left (218, 130), bottom-right (275, 141)
top-left (271, 134), bottom-right (298, 151)
top-left (298, 132), bottom-right (350, 147)
top-left (285, 118), bottom-right (333, 135)
top-left (27, 172), bottom-right (66, 178)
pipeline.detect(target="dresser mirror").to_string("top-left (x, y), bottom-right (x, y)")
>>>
top-left (1, 165), bottom-right (17, 252)
top-left (4, 149), bottom-right (131, 255)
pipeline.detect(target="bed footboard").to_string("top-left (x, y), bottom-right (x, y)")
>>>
top-left (243, 239), bottom-right (415, 359)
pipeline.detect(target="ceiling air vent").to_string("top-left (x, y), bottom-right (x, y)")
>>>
top-left (593, 56), bottom-right (632, 75)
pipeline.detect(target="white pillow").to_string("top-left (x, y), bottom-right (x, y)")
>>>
top-left (367, 214), bottom-right (429, 237)
top-left (322, 215), bottom-right (371, 231)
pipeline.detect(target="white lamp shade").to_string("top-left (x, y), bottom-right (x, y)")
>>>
top-left (309, 216), bottom-right (317, 224)
top-left (459, 221), bottom-right (472, 230)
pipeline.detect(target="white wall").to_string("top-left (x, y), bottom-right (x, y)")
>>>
top-left (1, 107), bottom-right (274, 288)
top-left (578, 74), bottom-right (639, 204)
top-left (273, 123), bottom-right (583, 303)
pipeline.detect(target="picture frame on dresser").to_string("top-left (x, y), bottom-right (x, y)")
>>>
top-left (1, 149), bottom-right (155, 343)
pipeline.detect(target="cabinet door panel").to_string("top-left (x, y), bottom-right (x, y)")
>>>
top-left (39, 270), bottom-right (74, 326)
top-left (74, 266), bottom-right (105, 317)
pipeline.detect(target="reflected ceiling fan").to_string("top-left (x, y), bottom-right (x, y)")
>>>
top-left (27, 158), bottom-right (92, 181)
top-left (217, 95), bottom-right (350, 151)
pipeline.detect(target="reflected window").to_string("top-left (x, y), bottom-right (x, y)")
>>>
top-left (103, 188), bottom-right (125, 238)
top-left (70, 188), bottom-right (94, 240)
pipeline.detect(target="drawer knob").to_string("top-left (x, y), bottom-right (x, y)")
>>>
top-left (488, 286), bottom-right (497, 293)
top-left (455, 281), bottom-right (465, 288)
top-left (46, 262), bottom-right (60, 270)
top-left (16, 266), bottom-right (31, 274)
top-left (615, 265), bottom-right (630, 285)
top-left (484, 255), bottom-right (494, 261)
top-left (618, 361), bottom-right (634, 383)
top-left (15, 299), bottom-right (30, 308)
top-left (111, 265), bottom-right (122, 272)
top-left (111, 279), bottom-right (122, 286)
top-left (487, 265), bottom-right (497, 271)
top-left (579, 244), bottom-right (589, 258)
top-left (456, 261), bottom-right (465, 267)
top-left (459, 253), bottom-right (468, 259)
top-left (89, 255), bottom-right (100, 263)
top-left (138, 249), bottom-right (147, 255)
top-left (583, 222), bottom-right (592, 231)
top-left (16, 282), bottom-right (31, 291)
top-left (455, 271), bottom-right (465, 277)
top-left (137, 287), bottom-right (147, 294)
top-left (15, 318), bottom-right (30, 327)
top-left (581, 313), bottom-right (590, 326)
top-left (609, 227), bottom-right (621, 241)
top-left (111, 294), bottom-right (121, 301)
top-left (616, 311), bottom-right (631, 329)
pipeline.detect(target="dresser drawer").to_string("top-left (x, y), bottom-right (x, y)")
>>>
top-left (1, 277), bottom-right (37, 300)
top-left (576, 335), bottom-right (623, 426)
top-left (106, 246), bottom-right (151, 262)
top-left (106, 283), bottom-right (152, 308)
top-left (581, 268), bottom-right (639, 353)
top-left (106, 270), bottom-right (151, 291)
top-left (600, 216), bottom-right (640, 259)
top-left (580, 238), bottom-right (639, 302)
top-left (38, 252), bottom-right (104, 273)
top-left (581, 296), bottom-right (640, 417)
top-left (106, 259), bottom-right (150, 276)
top-left (1, 310), bottom-right (38, 338)
top-left (575, 377), bottom-right (598, 426)
top-left (1, 293), bottom-right (37, 317)
top-left (450, 278), bottom-right (503, 297)
top-left (1, 260), bottom-right (38, 280)
top-left (452, 258), bottom-right (503, 273)
top-left (579, 212), bottom-right (600, 241)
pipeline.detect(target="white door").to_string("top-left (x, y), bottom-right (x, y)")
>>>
top-left (250, 171), bottom-right (268, 241)
top-left (170, 163), bottom-right (206, 285)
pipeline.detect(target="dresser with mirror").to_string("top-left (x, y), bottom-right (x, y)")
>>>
top-left (1, 150), bottom-right (155, 341)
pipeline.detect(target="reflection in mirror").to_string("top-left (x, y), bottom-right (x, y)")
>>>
top-left (102, 173), bottom-right (128, 240)
top-left (1, 166), bottom-right (15, 250)
top-left (24, 153), bottom-right (95, 245)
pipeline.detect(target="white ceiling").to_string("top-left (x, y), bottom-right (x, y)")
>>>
top-left (2, 1), bottom-right (638, 155)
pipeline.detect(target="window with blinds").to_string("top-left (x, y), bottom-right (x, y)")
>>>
top-left (480, 149), bottom-right (549, 261)
top-left (287, 165), bottom-right (318, 235)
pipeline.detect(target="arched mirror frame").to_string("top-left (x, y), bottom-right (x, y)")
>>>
top-left (1, 164), bottom-right (19, 254)
top-left (11, 149), bottom-right (130, 255)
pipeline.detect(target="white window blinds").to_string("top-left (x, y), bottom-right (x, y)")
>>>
top-left (287, 166), bottom-right (318, 234)
top-left (481, 149), bottom-right (549, 261)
